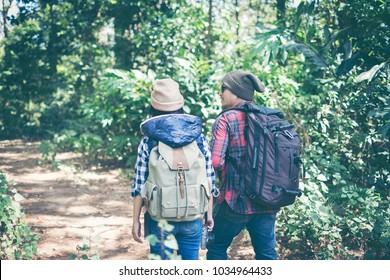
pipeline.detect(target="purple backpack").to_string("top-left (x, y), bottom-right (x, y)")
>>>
top-left (223, 103), bottom-right (302, 208)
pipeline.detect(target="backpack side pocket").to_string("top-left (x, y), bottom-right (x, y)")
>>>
top-left (142, 181), bottom-right (159, 218)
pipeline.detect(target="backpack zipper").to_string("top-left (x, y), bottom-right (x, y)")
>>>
top-left (275, 133), bottom-right (279, 174)
top-left (289, 151), bottom-right (293, 178)
top-left (259, 127), bottom-right (268, 193)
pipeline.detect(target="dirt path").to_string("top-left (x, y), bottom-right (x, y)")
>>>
top-left (0, 139), bottom-right (150, 260)
top-left (0, 139), bottom-right (253, 260)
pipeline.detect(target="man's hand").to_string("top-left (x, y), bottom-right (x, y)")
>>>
top-left (207, 213), bottom-right (214, 231)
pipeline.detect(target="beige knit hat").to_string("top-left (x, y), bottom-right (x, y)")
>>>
top-left (150, 78), bottom-right (184, 112)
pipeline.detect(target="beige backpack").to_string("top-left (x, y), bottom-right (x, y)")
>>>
top-left (141, 141), bottom-right (211, 222)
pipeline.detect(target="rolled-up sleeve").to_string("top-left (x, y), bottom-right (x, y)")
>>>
top-left (196, 134), bottom-right (216, 191)
top-left (131, 137), bottom-right (149, 198)
top-left (211, 115), bottom-right (229, 172)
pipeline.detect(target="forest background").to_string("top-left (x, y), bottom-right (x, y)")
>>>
top-left (0, 0), bottom-right (389, 260)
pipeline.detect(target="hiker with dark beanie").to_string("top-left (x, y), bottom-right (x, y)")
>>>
top-left (131, 78), bottom-right (215, 260)
top-left (206, 70), bottom-right (278, 260)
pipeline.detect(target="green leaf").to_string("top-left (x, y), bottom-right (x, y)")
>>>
top-left (164, 234), bottom-right (178, 250)
top-left (158, 220), bottom-right (174, 232)
top-left (317, 174), bottom-right (327, 181)
top-left (90, 253), bottom-right (100, 260)
top-left (13, 193), bottom-right (25, 202)
top-left (145, 234), bottom-right (159, 246)
top-left (285, 43), bottom-right (326, 69)
top-left (68, 254), bottom-right (77, 260)
top-left (356, 63), bottom-right (386, 83)
top-left (319, 205), bottom-right (329, 215)
top-left (132, 70), bottom-right (147, 81)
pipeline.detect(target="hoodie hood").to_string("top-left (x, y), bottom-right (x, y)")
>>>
top-left (140, 114), bottom-right (202, 148)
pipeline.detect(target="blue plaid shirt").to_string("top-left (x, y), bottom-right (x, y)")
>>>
top-left (131, 133), bottom-right (215, 197)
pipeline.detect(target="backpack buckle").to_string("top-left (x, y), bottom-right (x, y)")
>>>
top-left (177, 163), bottom-right (185, 199)
top-left (284, 130), bottom-right (294, 139)
top-left (212, 187), bottom-right (220, 197)
top-left (272, 185), bottom-right (285, 194)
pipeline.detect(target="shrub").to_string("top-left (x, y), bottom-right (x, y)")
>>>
top-left (0, 171), bottom-right (39, 259)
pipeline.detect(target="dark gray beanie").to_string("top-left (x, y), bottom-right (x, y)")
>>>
top-left (222, 70), bottom-right (265, 101)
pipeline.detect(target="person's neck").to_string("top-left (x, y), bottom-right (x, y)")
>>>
top-left (222, 99), bottom-right (251, 110)
top-left (228, 99), bottom-right (247, 109)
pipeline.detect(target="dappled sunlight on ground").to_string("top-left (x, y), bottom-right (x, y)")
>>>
top-left (0, 139), bottom-right (254, 260)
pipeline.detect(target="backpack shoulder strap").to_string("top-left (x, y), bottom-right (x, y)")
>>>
top-left (260, 106), bottom-right (284, 118)
top-left (250, 104), bottom-right (285, 118)
top-left (146, 138), bottom-right (158, 153)
top-left (217, 103), bottom-right (258, 117)
top-left (217, 103), bottom-right (284, 118)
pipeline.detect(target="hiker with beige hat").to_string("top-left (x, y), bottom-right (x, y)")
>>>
top-left (131, 78), bottom-right (216, 260)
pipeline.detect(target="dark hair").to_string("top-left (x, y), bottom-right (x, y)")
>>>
top-left (148, 106), bottom-right (185, 117)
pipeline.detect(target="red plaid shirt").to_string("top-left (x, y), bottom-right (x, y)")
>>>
top-left (211, 103), bottom-right (278, 214)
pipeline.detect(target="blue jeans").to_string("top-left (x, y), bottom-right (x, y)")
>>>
top-left (206, 202), bottom-right (277, 260)
top-left (146, 212), bottom-right (202, 260)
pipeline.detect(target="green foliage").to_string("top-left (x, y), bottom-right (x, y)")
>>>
top-left (0, 16), bottom-right (50, 137)
top-left (252, 0), bottom-right (389, 260)
top-left (39, 140), bottom-right (59, 168)
top-left (171, 55), bottom-right (221, 135)
top-left (333, 186), bottom-right (386, 257)
top-left (40, 59), bottom-right (221, 166)
top-left (40, 69), bottom-right (152, 166)
top-left (68, 236), bottom-right (100, 260)
top-left (277, 187), bottom-right (347, 260)
top-left (369, 95), bottom-right (390, 138)
top-left (145, 219), bottom-right (181, 260)
top-left (0, 0), bottom-right (111, 138)
top-left (0, 171), bottom-right (39, 259)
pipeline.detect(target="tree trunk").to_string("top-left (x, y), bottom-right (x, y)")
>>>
top-left (276, 0), bottom-right (286, 26)
top-left (47, 3), bottom-right (58, 76)
top-left (205, 0), bottom-right (213, 57)
top-left (235, 0), bottom-right (240, 57)
top-left (235, 0), bottom-right (240, 37)
top-left (1, 0), bottom-right (12, 39)
top-left (113, 1), bottom-right (138, 70)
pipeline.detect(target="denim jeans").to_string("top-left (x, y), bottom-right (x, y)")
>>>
top-left (146, 212), bottom-right (202, 260)
top-left (206, 202), bottom-right (277, 260)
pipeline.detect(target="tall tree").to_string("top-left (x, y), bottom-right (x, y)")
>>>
top-left (0, 0), bottom-right (14, 38)
top-left (276, 0), bottom-right (286, 26)
top-left (205, 0), bottom-right (212, 57)
top-left (0, 0), bottom-right (109, 137)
